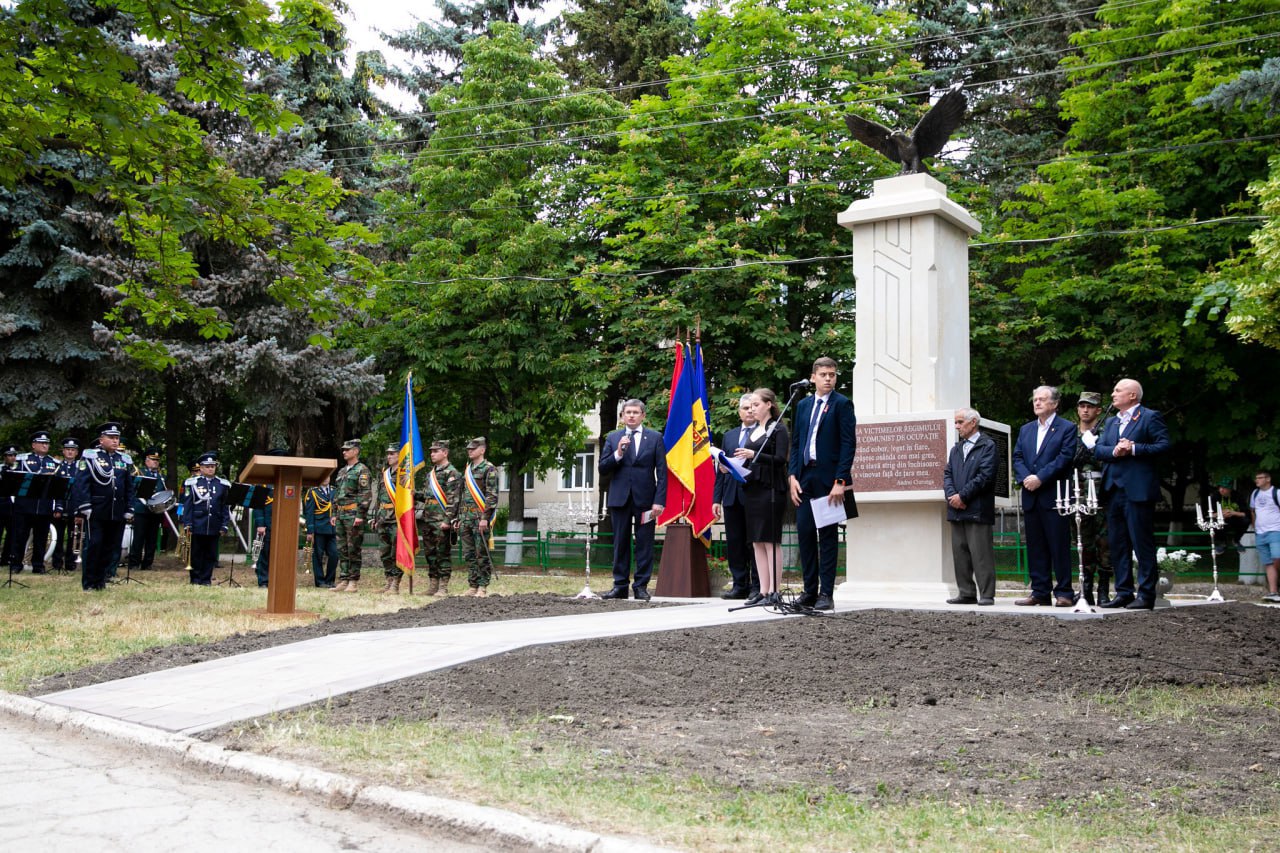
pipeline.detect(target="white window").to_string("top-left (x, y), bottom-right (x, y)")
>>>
top-left (498, 468), bottom-right (535, 492)
top-left (560, 445), bottom-right (595, 491)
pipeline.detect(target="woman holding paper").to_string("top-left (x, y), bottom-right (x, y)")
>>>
top-left (737, 388), bottom-right (790, 605)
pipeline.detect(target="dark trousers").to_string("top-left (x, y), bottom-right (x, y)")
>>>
top-left (1107, 491), bottom-right (1157, 602)
top-left (795, 500), bottom-right (839, 597)
top-left (0, 511), bottom-right (11, 565)
top-left (609, 502), bottom-right (655, 591)
top-left (722, 501), bottom-right (758, 593)
top-left (10, 512), bottom-right (53, 570)
top-left (254, 529), bottom-right (272, 586)
top-left (82, 517), bottom-right (125, 590)
top-left (127, 513), bottom-right (161, 570)
top-left (950, 521), bottom-right (996, 600)
top-left (311, 533), bottom-right (338, 586)
top-left (190, 533), bottom-right (219, 585)
top-left (1023, 504), bottom-right (1073, 599)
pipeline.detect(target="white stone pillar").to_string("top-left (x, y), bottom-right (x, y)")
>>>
top-left (834, 174), bottom-right (997, 602)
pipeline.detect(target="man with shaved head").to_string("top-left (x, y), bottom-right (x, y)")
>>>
top-left (1095, 378), bottom-right (1171, 610)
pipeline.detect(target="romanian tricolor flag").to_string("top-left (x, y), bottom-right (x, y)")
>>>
top-left (395, 373), bottom-right (426, 573)
top-left (657, 342), bottom-right (695, 526)
top-left (687, 342), bottom-right (716, 544)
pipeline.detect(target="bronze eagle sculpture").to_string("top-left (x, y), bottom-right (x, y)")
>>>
top-left (844, 86), bottom-right (967, 174)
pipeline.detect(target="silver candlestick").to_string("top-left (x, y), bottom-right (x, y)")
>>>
top-left (1056, 471), bottom-right (1100, 614)
top-left (568, 494), bottom-right (603, 599)
top-left (1194, 498), bottom-right (1226, 603)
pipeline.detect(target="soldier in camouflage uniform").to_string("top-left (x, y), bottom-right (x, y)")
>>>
top-left (370, 443), bottom-right (403, 594)
top-left (1073, 391), bottom-right (1112, 605)
top-left (417, 439), bottom-right (461, 596)
top-left (456, 436), bottom-right (499, 597)
top-left (332, 438), bottom-right (372, 592)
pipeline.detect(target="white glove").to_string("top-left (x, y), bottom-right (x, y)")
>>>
top-left (1081, 431), bottom-right (1098, 449)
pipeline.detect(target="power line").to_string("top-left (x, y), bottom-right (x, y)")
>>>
top-left (314, 5), bottom-right (1280, 164)
top-left (366, 215), bottom-right (1263, 290)
top-left (319, 27), bottom-right (1280, 168)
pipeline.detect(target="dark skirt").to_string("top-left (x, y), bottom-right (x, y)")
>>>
top-left (743, 482), bottom-right (786, 543)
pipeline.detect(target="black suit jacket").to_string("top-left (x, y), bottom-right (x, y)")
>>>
top-left (713, 425), bottom-right (749, 507)
top-left (599, 426), bottom-right (667, 509)
top-left (788, 391), bottom-right (858, 519)
top-left (944, 433), bottom-right (997, 524)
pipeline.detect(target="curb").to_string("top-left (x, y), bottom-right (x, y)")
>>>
top-left (0, 692), bottom-right (668, 853)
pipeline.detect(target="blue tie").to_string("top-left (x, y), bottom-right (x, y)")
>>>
top-left (804, 399), bottom-right (822, 464)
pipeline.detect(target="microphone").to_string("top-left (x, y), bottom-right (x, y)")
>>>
top-left (790, 379), bottom-right (813, 390)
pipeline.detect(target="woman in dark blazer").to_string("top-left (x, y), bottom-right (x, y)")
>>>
top-left (736, 387), bottom-right (790, 605)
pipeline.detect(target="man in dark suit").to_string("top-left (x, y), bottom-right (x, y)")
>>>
top-left (1095, 378), bottom-right (1171, 610)
top-left (598, 398), bottom-right (667, 601)
top-left (713, 394), bottom-right (759, 600)
top-left (943, 408), bottom-right (998, 606)
top-left (1012, 385), bottom-right (1078, 606)
top-left (787, 357), bottom-right (857, 611)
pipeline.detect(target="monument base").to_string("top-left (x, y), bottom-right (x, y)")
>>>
top-left (835, 579), bottom-right (953, 604)
top-left (841, 501), bottom-right (957, 604)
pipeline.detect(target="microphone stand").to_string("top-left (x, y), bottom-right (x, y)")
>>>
top-left (731, 381), bottom-right (818, 615)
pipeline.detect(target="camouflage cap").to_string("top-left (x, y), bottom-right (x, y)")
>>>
top-left (386, 443), bottom-right (400, 454)
top-left (429, 439), bottom-right (450, 451)
top-left (1078, 391), bottom-right (1103, 407)
top-left (341, 439), bottom-right (361, 451)
top-left (466, 436), bottom-right (487, 449)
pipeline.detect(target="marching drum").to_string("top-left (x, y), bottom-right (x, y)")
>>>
top-left (147, 489), bottom-right (176, 514)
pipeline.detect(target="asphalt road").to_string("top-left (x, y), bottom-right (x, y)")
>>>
top-left (0, 715), bottom-right (485, 852)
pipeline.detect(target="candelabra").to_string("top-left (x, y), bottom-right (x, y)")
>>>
top-left (1194, 499), bottom-right (1226, 603)
top-left (1055, 471), bottom-right (1100, 614)
top-left (565, 492), bottom-right (603, 599)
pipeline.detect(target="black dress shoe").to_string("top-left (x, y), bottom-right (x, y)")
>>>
top-left (721, 588), bottom-right (749, 600)
top-left (31, 567), bottom-right (48, 575)
top-left (813, 594), bottom-right (834, 611)
top-left (794, 593), bottom-right (817, 608)
top-left (1100, 595), bottom-right (1134, 609)
top-left (743, 592), bottom-right (764, 605)
top-left (946, 595), bottom-right (978, 605)
top-left (977, 598), bottom-right (995, 606)
top-left (632, 587), bottom-right (651, 601)
top-left (1125, 598), bottom-right (1155, 610)
top-left (601, 587), bottom-right (628, 600)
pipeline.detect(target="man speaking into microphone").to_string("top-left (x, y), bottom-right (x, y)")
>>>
top-left (599, 399), bottom-right (666, 601)
top-left (788, 356), bottom-right (858, 611)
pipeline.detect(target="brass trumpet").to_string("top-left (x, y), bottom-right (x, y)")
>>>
top-left (178, 527), bottom-right (192, 571)
top-left (298, 544), bottom-right (313, 574)
top-left (72, 520), bottom-right (84, 566)
top-left (250, 529), bottom-right (265, 564)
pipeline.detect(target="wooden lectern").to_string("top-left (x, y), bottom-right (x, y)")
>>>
top-left (654, 522), bottom-right (711, 598)
top-left (238, 455), bottom-right (337, 615)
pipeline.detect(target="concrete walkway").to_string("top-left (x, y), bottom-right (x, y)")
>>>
top-left (37, 594), bottom-right (1201, 735)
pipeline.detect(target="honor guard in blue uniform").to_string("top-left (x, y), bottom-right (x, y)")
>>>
top-left (183, 451), bottom-right (231, 586)
top-left (51, 438), bottom-right (80, 572)
top-left (10, 429), bottom-right (66, 575)
top-left (71, 423), bottom-right (136, 591)
top-left (127, 446), bottom-right (167, 572)
top-left (0, 444), bottom-right (17, 567)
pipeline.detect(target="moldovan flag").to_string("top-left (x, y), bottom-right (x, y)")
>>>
top-left (396, 373), bottom-right (426, 573)
top-left (687, 342), bottom-right (716, 544)
top-left (656, 342), bottom-right (695, 525)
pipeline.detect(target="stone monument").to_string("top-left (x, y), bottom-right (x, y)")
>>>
top-left (835, 173), bottom-right (1009, 601)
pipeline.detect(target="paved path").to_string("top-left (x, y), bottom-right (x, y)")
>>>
top-left (0, 713), bottom-right (486, 853)
top-left (36, 594), bottom-right (1193, 735)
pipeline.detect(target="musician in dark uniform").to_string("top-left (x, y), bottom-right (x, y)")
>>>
top-left (71, 423), bottom-right (136, 591)
top-left (182, 451), bottom-right (231, 586)
top-left (127, 446), bottom-right (167, 572)
top-left (50, 438), bottom-right (80, 572)
top-left (10, 429), bottom-right (65, 575)
top-left (0, 444), bottom-right (17, 567)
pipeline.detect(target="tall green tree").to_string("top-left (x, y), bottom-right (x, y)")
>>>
top-left (0, 0), bottom-right (374, 363)
top-left (368, 23), bottom-right (623, 533)
top-left (553, 0), bottom-right (695, 100)
top-left (977, 0), bottom-right (1280, 487)
top-left (578, 0), bottom-right (918, 434)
